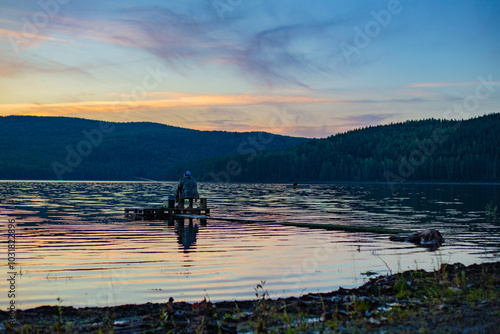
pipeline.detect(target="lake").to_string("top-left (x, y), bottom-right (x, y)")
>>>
top-left (1, 181), bottom-right (499, 309)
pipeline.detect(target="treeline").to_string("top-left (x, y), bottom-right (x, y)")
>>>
top-left (0, 116), bottom-right (308, 180)
top-left (2, 114), bottom-right (498, 182)
top-left (170, 113), bottom-right (500, 183)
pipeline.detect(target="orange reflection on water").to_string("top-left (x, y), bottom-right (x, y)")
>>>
top-left (1, 181), bottom-right (498, 309)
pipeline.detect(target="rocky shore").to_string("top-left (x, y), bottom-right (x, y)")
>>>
top-left (2, 261), bottom-right (499, 333)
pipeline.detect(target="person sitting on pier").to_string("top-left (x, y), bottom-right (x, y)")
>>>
top-left (175, 171), bottom-right (199, 208)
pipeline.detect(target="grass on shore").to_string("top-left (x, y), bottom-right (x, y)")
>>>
top-left (5, 262), bottom-right (499, 333)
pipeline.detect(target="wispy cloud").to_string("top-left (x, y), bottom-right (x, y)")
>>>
top-left (0, 28), bottom-right (67, 47)
top-left (341, 113), bottom-right (402, 125)
top-left (398, 89), bottom-right (438, 98)
top-left (350, 97), bottom-right (426, 104)
top-left (0, 87), bottom-right (439, 120)
top-left (0, 92), bottom-right (341, 117)
top-left (2, 2), bottom-right (346, 87)
top-left (409, 81), bottom-right (500, 88)
top-left (0, 52), bottom-right (99, 79)
top-left (227, 21), bottom-right (344, 88)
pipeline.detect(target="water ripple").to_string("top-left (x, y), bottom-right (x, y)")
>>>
top-left (0, 181), bottom-right (498, 309)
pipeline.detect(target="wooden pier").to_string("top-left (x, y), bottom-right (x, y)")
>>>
top-left (124, 197), bottom-right (210, 220)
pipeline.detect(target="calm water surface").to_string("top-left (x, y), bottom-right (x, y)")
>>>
top-left (0, 181), bottom-right (499, 309)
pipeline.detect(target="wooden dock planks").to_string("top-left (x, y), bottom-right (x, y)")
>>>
top-left (125, 197), bottom-right (210, 220)
top-left (124, 207), bottom-right (210, 220)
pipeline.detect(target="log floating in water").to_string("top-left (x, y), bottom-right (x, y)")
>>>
top-left (171, 214), bottom-right (275, 223)
top-left (273, 221), bottom-right (409, 234)
top-left (171, 214), bottom-right (409, 235)
top-left (125, 208), bottom-right (410, 235)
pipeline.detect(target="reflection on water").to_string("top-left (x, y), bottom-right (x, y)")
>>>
top-left (0, 181), bottom-right (499, 309)
top-left (174, 219), bottom-right (199, 251)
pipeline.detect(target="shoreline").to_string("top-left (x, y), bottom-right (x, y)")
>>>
top-left (3, 261), bottom-right (499, 333)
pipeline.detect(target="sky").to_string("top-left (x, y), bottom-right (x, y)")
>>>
top-left (1, 0), bottom-right (499, 138)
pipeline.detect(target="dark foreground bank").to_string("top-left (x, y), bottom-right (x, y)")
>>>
top-left (2, 262), bottom-right (499, 333)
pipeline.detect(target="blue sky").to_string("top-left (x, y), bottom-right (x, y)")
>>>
top-left (1, 0), bottom-right (499, 137)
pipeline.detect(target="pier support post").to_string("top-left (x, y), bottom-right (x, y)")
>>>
top-left (200, 198), bottom-right (207, 209)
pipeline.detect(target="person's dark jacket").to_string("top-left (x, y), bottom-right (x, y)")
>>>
top-left (176, 175), bottom-right (199, 199)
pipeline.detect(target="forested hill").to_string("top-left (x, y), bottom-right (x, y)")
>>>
top-left (171, 113), bottom-right (500, 183)
top-left (0, 116), bottom-right (309, 180)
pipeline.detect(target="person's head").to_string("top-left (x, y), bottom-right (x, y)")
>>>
top-left (185, 171), bottom-right (191, 177)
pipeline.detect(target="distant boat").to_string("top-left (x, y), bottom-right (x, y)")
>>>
top-left (285, 184), bottom-right (310, 189)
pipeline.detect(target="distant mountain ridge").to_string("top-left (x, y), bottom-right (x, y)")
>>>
top-left (2, 114), bottom-right (499, 182)
top-left (0, 116), bottom-right (309, 180)
top-left (171, 113), bottom-right (500, 183)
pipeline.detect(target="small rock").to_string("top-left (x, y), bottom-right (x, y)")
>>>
top-left (378, 306), bottom-right (392, 312)
top-left (113, 315), bottom-right (131, 327)
top-left (331, 296), bottom-right (342, 303)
